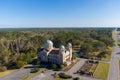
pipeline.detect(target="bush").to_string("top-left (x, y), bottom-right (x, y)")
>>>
top-left (0, 66), bottom-right (7, 72)
top-left (60, 65), bottom-right (65, 69)
top-left (80, 70), bottom-right (85, 75)
top-left (7, 62), bottom-right (17, 69)
top-left (30, 59), bottom-right (40, 65)
top-left (73, 77), bottom-right (80, 80)
top-left (58, 73), bottom-right (72, 79)
top-left (16, 60), bottom-right (27, 69)
top-left (72, 53), bottom-right (78, 60)
top-left (30, 68), bottom-right (39, 73)
top-left (63, 62), bottom-right (67, 67)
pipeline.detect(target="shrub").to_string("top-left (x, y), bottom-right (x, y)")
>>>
top-left (0, 66), bottom-right (7, 72)
top-left (63, 62), bottom-right (67, 67)
top-left (73, 77), bottom-right (80, 80)
top-left (80, 70), bottom-right (85, 75)
top-left (60, 65), bottom-right (64, 69)
top-left (16, 60), bottom-right (27, 69)
top-left (58, 73), bottom-right (72, 79)
top-left (7, 62), bottom-right (17, 69)
top-left (72, 53), bottom-right (78, 60)
top-left (30, 68), bottom-right (39, 73)
top-left (30, 59), bottom-right (40, 65)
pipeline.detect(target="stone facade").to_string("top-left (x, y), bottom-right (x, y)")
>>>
top-left (37, 40), bottom-right (72, 65)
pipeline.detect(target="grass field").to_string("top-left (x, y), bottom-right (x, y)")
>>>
top-left (93, 62), bottom-right (109, 80)
top-left (0, 70), bottom-right (17, 78)
top-left (101, 53), bottom-right (111, 61)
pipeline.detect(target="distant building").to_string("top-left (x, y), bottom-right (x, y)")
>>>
top-left (37, 40), bottom-right (72, 65)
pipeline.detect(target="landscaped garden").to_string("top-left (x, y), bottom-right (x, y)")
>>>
top-left (93, 62), bottom-right (109, 80)
top-left (77, 60), bottom-right (98, 76)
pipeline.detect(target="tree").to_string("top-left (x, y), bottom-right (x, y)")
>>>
top-left (80, 44), bottom-right (93, 54)
top-left (72, 53), bottom-right (78, 60)
top-left (92, 41), bottom-right (106, 51)
top-left (16, 60), bottom-right (27, 69)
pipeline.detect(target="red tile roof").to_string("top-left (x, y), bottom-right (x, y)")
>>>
top-left (50, 48), bottom-right (59, 54)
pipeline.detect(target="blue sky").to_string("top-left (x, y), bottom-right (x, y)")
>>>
top-left (0, 0), bottom-right (120, 28)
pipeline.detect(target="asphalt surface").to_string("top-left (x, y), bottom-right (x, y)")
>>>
top-left (108, 29), bottom-right (120, 80)
top-left (29, 59), bottom-right (100, 80)
top-left (0, 69), bottom-right (30, 80)
top-left (29, 70), bottom-right (55, 80)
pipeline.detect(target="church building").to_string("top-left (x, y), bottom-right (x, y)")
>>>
top-left (37, 40), bottom-right (72, 65)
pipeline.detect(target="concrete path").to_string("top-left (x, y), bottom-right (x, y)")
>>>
top-left (0, 69), bottom-right (30, 80)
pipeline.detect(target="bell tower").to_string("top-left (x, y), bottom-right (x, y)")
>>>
top-left (59, 45), bottom-right (65, 65)
top-left (44, 40), bottom-right (53, 51)
top-left (66, 43), bottom-right (72, 61)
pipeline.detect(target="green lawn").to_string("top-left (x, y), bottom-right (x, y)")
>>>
top-left (0, 70), bottom-right (17, 78)
top-left (93, 62), bottom-right (109, 80)
top-left (101, 53), bottom-right (111, 61)
top-left (112, 30), bottom-right (114, 39)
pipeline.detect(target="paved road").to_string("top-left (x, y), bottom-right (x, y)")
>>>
top-left (0, 69), bottom-right (30, 80)
top-left (108, 29), bottom-right (120, 80)
top-left (29, 70), bottom-right (55, 80)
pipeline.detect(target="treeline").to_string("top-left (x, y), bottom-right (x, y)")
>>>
top-left (0, 28), bottom-right (114, 71)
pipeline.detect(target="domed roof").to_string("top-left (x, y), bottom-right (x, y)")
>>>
top-left (45, 40), bottom-right (53, 45)
top-left (67, 43), bottom-right (72, 47)
top-left (59, 45), bottom-right (65, 50)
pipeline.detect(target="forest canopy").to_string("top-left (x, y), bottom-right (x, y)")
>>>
top-left (0, 28), bottom-right (114, 71)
